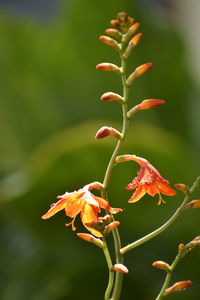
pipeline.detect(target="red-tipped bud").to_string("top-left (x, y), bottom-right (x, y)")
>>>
top-left (110, 19), bottom-right (120, 29)
top-left (77, 233), bottom-right (103, 248)
top-left (103, 221), bottom-right (120, 236)
top-left (152, 261), bottom-right (171, 272)
top-left (99, 35), bottom-right (120, 51)
top-left (96, 63), bottom-right (121, 74)
top-left (178, 243), bottom-right (186, 252)
top-left (126, 62), bottom-right (153, 86)
top-left (186, 200), bottom-right (200, 209)
top-left (100, 92), bottom-right (124, 103)
top-left (123, 23), bottom-right (140, 41)
top-left (95, 126), bottom-right (122, 140)
top-left (165, 281), bottom-right (192, 295)
top-left (124, 33), bottom-right (143, 59)
top-left (127, 99), bottom-right (165, 118)
top-left (105, 28), bottom-right (121, 39)
top-left (112, 263), bottom-right (129, 274)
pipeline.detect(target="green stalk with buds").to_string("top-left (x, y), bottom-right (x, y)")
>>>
top-left (42, 12), bottom-right (200, 300)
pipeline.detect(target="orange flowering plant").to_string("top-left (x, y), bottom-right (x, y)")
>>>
top-left (42, 12), bottom-right (200, 300)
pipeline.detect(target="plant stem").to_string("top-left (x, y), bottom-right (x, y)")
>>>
top-left (101, 49), bottom-right (129, 300)
top-left (155, 250), bottom-right (182, 300)
top-left (103, 238), bottom-right (115, 300)
top-left (120, 176), bottom-right (200, 255)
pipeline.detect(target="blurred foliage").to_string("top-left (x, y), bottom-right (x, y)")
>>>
top-left (0, 0), bottom-right (200, 299)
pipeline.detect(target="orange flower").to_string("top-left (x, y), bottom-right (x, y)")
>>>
top-left (116, 155), bottom-right (176, 204)
top-left (42, 182), bottom-right (122, 237)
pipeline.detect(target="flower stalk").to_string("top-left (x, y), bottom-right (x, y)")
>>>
top-left (120, 176), bottom-right (200, 255)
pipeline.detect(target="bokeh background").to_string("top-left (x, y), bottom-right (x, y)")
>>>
top-left (0, 0), bottom-right (200, 299)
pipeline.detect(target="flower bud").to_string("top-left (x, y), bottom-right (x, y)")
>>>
top-left (126, 62), bottom-right (153, 86)
top-left (112, 263), bottom-right (129, 274)
top-left (178, 243), bottom-right (186, 253)
top-left (185, 200), bottom-right (200, 209)
top-left (110, 19), bottom-right (120, 29)
top-left (77, 233), bottom-right (103, 248)
top-left (124, 33), bottom-right (143, 59)
top-left (103, 221), bottom-right (120, 236)
top-left (175, 183), bottom-right (189, 194)
top-left (187, 236), bottom-right (200, 249)
top-left (139, 99), bottom-right (165, 110)
top-left (99, 35), bottom-right (120, 51)
top-left (100, 92), bottom-right (124, 103)
top-left (123, 23), bottom-right (140, 42)
top-left (95, 126), bottom-right (122, 140)
top-left (96, 63), bottom-right (121, 74)
top-left (165, 281), bottom-right (192, 295)
top-left (105, 28), bottom-right (121, 39)
top-left (127, 99), bottom-right (165, 118)
top-left (152, 261), bottom-right (171, 272)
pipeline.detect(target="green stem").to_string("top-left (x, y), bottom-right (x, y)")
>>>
top-left (101, 50), bottom-right (129, 300)
top-left (155, 250), bottom-right (182, 300)
top-left (120, 177), bottom-right (200, 255)
top-left (103, 238), bottom-right (115, 300)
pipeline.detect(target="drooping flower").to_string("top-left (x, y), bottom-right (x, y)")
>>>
top-left (42, 182), bottom-right (122, 237)
top-left (116, 155), bottom-right (176, 204)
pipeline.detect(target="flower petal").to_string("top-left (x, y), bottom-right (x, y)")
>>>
top-left (128, 185), bottom-right (146, 202)
top-left (81, 203), bottom-right (102, 237)
top-left (157, 181), bottom-right (176, 196)
top-left (93, 195), bottom-right (122, 213)
top-left (42, 197), bottom-right (69, 219)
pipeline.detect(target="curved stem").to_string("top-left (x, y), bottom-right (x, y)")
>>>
top-left (102, 238), bottom-right (115, 300)
top-left (101, 50), bottom-right (129, 300)
top-left (155, 250), bottom-right (182, 300)
top-left (120, 177), bottom-right (200, 255)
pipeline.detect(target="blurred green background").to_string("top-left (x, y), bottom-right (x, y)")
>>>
top-left (0, 0), bottom-right (200, 299)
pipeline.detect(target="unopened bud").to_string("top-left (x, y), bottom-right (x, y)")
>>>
top-left (105, 28), bottom-right (121, 39)
top-left (186, 200), bottom-right (200, 209)
top-left (103, 221), bottom-right (120, 236)
top-left (101, 92), bottom-right (124, 103)
top-left (124, 33), bottom-right (143, 59)
top-left (96, 63), bottom-right (121, 74)
top-left (99, 35), bottom-right (120, 51)
top-left (126, 62), bottom-right (153, 86)
top-left (112, 263), bottom-right (129, 274)
top-left (110, 19), bottom-right (120, 29)
top-left (139, 99), bottom-right (165, 110)
top-left (175, 183), bottom-right (189, 194)
top-left (187, 236), bottom-right (200, 249)
top-left (123, 23), bottom-right (140, 42)
top-left (127, 99), bottom-right (165, 118)
top-left (152, 261), bottom-right (171, 272)
top-left (77, 233), bottom-right (103, 248)
top-left (178, 243), bottom-right (186, 252)
top-left (95, 126), bottom-right (122, 140)
top-left (165, 281), bottom-right (192, 295)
